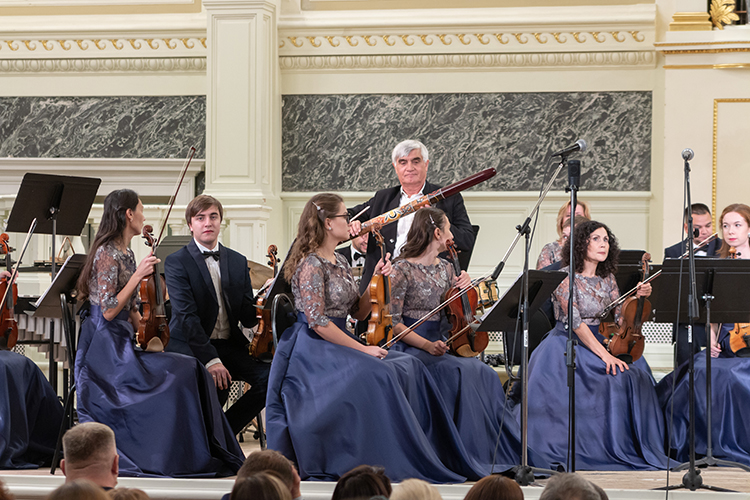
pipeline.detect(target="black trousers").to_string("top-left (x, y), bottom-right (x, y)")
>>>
top-left (212, 339), bottom-right (271, 436)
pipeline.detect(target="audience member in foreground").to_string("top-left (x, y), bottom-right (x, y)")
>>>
top-left (331, 465), bottom-right (392, 500)
top-left (61, 423), bottom-right (118, 489)
top-left (0, 479), bottom-right (13, 500)
top-left (390, 478), bottom-right (442, 500)
top-left (230, 472), bottom-right (291, 500)
top-left (46, 479), bottom-right (110, 500)
top-left (108, 488), bottom-right (151, 500)
top-left (223, 450), bottom-right (301, 500)
top-left (539, 473), bottom-right (601, 500)
top-left (463, 475), bottom-right (523, 500)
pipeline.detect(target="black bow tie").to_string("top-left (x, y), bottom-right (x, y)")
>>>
top-left (353, 251), bottom-right (364, 261)
top-left (203, 250), bottom-right (220, 261)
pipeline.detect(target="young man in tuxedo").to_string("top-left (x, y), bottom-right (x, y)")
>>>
top-left (165, 195), bottom-right (269, 436)
top-left (663, 203), bottom-right (722, 367)
top-left (348, 139), bottom-right (475, 293)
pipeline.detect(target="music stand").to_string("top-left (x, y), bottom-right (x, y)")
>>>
top-left (6, 173), bottom-right (100, 390)
top-left (29, 254), bottom-right (86, 474)
top-left (476, 269), bottom-right (565, 482)
top-left (653, 259), bottom-right (750, 489)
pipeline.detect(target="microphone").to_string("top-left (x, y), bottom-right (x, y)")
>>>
top-left (682, 148), bottom-right (694, 161)
top-left (552, 139), bottom-right (587, 157)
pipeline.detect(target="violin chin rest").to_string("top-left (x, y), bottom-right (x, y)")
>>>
top-left (615, 353), bottom-right (634, 365)
top-left (735, 347), bottom-right (750, 358)
top-left (145, 337), bottom-right (164, 353)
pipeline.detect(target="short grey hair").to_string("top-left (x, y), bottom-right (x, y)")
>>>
top-left (539, 473), bottom-right (600, 500)
top-left (62, 422), bottom-right (116, 468)
top-left (391, 140), bottom-right (429, 164)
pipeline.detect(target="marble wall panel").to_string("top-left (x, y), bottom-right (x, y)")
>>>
top-left (282, 92), bottom-right (652, 192)
top-left (0, 96), bottom-right (205, 159)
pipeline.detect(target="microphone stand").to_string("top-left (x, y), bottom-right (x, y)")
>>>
top-left (489, 157), bottom-right (567, 485)
top-left (564, 157), bottom-right (580, 473)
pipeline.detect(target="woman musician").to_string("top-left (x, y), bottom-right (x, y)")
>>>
top-left (75, 189), bottom-right (243, 477)
top-left (265, 194), bottom-right (487, 483)
top-left (526, 219), bottom-right (669, 470)
top-left (389, 207), bottom-right (543, 472)
top-left (661, 203), bottom-right (750, 466)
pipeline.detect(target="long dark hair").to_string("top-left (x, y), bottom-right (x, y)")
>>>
top-left (76, 189), bottom-right (140, 301)
top-left (399, 207), bottom-right (447, 259)
top-left (284, 193), bottom-right (344, 281)
top-left (562, 219), bottom-right (619, 277)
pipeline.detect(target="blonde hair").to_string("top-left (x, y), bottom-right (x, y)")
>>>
top-left (108, 489), bottom-right (150, 500)
top-left (390, 479), bottom-right (443, 500)
top-left (556, 200), bottom-right (591, 238)
top-left (47, 480), bottom-right (110, 500)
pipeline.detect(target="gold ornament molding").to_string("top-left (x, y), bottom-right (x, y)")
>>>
top-left (279, 51), bottom-right (655, 71)
top-left (664, 63), bottom-right (750, 69)
top-left (661, 48), bottom-right (750, 55)
top-left (278, 31), bottom-right (646, 50)
top-left (0, 37), bottom-right (206, 54)
top-left (655, 40), bottom-right (750, 47)
top-left (0, 57), bottom-right (206, 73)
top-left (713, 98), bottom-right (750, 216)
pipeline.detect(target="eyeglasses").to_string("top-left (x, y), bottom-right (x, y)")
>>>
top-left (329, 213), bottom-right (350, 223)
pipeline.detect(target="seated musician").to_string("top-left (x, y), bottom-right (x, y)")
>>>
top-left (348, 140), bottom-right (475, 293)
top-left (165, 195), bottom-right (270, 436)
top-left (389, 207), bottom-right (542, 472)
top-left (659, 203), bottom-right (750, 466)
top-left (0, 267), bottom-right (63, 469)
top-left (536, 200), bottom-right (591, 269)
top-left (526, 219), bottom-right (669, 470)
top-left (265, 193), bottom-right (487, 483)
top-left (75, 189), bottom-right (243, 477)
top-left (663, 203), bottom-right (722, 367)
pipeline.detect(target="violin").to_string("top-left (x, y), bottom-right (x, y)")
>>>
top-left (137, 225), bottom-right (170, 351)
top-left (0, 234), bottom-right (18, 350)
top-left (366, 231), bottom-right (393, 347)
top-left (601, 252), bottom-right (652, 364)
top-left (726, 247), bottom-right (750, 355)
top-left (250, 245), bottom-right (278, 360)
top-left (444, 240), bottom-right (488, 357)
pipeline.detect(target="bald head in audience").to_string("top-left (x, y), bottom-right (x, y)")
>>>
top-left (61, 423), bottom-right (119, 489)
top-left (539, 473), bottom-right (601, 500)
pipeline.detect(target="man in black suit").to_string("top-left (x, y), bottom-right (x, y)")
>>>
top-left (165, 195), bottom-right (269, 435)
top-left (348, 139), bottom-right (475, 293)
top-left (663, 203), bottom-right (722, 367)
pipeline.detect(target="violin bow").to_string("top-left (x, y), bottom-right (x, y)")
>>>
top-left (153, 147), bottom-right (196, 249)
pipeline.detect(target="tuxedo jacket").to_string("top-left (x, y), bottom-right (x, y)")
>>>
top-left (348, 181), bottom-right (475, 293)
top-left (336, 245), bottom-right (354, 266)
top-left (165, 240), bottom-right (258, 365)
top-left (663, 237), bottom-right (722, 260)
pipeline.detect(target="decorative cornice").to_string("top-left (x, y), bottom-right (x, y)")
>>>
top-left (0, 37), bottom-right (206, 58)
top-left (279, 51), bottom-right (655, 71)
top-left (0, 57), bottom-right (205, 72)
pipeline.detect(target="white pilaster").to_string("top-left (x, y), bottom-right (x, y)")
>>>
top-left (204, 0), bottom-right (282, 261)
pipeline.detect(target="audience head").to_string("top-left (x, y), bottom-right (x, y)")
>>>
top-left (0, 479), bottom-right (13, 500)
top-left (47, 479), bottom-right (111, 500)
top-left (463, 475), bottom-right (523, 500)
top-left (61, 423), bottom-right (119, 488)
top-left (390, 478), bottom-right (442, 500)
top-left (719, 203), bottom-right (750, 258)
top-left (331, 465), bottom-right (392, 500)
top-left (539, 473), bottom-right (601, 500)
top-left (108, 489), bottom-right (150, 500)
top-left (684, 203), bottom-right (714, 246)
top-left (230, 472), bottom-right (292, 500)
top-left (236, 450), bottom-right (300, 499)
top-left (556, 200), bottom-right (591, 238)
top-left (392, 140), bottom-right (430, 193)
top-left (562, 219), bottom-right (619, 277)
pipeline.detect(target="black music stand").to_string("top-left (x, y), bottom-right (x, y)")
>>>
top-left (476, 269), bottom-right (566, 482)
top-left (653, 259), bottom-right (750, 490)
top-left (29, 254), bottom-right (86, 474)
top-left (6, 173), bottom-right (99, 390)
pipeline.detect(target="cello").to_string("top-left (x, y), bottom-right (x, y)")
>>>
top-left (365, 231), bottom-right (393, 347)
top-left (138, 225), bottom-right (170, 351)
top-left (0, 234), bottom-right (18, 350)
top-left (602, 252), bottom-right (652, 363)
top-left (443, 240), bottom-right (488, 357)
top-left (250, 245), bottom-right (278, 360)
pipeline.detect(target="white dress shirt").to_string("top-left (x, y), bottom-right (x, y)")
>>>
top-left (195, 239), bottom-right (230, 368)
top-left (393, 183), bottom-right (426, 258)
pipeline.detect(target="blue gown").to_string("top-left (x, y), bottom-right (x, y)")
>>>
top-left (657, 324), bottom-right (750, 465)
top-left (266, 253), bottom-right (486, 483)
top-left (526, 269), bottom-right (669, 471)
top-left (0, 349), bottom-right (63, 469)
top-left (76, 244), bottom-right (243, 477)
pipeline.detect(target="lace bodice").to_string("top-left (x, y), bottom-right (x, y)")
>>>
top-left (292, 252), bottom-right (360, 328)
top-left (88, 243), bottom-right (140, 312)
top-left (552, 266), bottom-right (621, 330)
top-left (390, 258), bottom-right (456, 325)
top-left (537, 240), bottom-right (562, 269)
